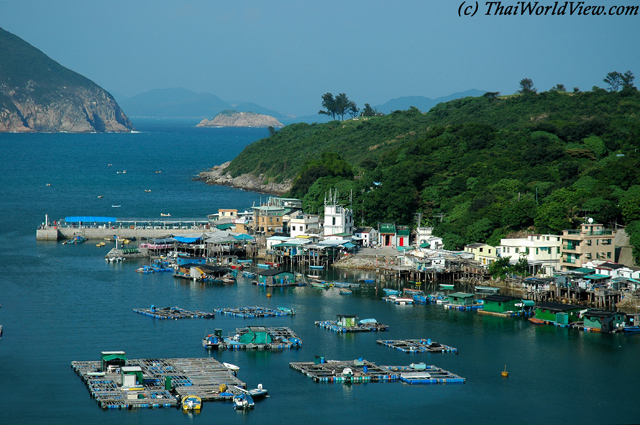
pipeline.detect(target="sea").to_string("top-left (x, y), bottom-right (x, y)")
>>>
top-left (0, 119), bottom-right (638, 425)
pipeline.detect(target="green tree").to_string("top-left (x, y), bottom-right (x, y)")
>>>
top-left (488, 257), bottom-right (511, 278)
top-left (604, 71), bottom-right (624, 91)
top-left (347, 100), bottom-right (359, 119)
top-left (318, 93), bottom-right (337, 119)
top-left (534, 201), bottom-right (568, 233)
top-left (518, 78), bottom-right (537, 94)
top-left (550, 84), bottom-right (566, 92)
top-left (621, 186), bottom-right (640, 223)
top-left (361, 103), bottom-right (376, 117)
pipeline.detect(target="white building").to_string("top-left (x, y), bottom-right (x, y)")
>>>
top-left (323, 189), bottom-right (353, 236)
top-left (289, 214), bottom-right (320, 238)
top-left (499, 234), bottom-right (562, 276)
top-left (353, 227), bottom-right (378, 247)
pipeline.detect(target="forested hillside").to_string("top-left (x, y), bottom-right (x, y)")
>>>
top-left (222, 85), bottom-right (640, 261)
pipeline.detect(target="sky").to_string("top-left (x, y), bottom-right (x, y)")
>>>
top-left (1, 0), bottom-right (639, 116)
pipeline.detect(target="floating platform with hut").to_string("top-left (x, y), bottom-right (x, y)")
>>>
top-left (71, 351), bottom-right (247, 410)
top-left (290, 358), bottom-right (464, 385)
top-left (376, 338), bottom-right (458, 354)
top-left (203, 326), bottom-right (302, 350)
top-left (315, 315), bottom-right (389, 332)
top-left (133, 306), bottom-right (215, 320)
top-left (213, 305), bottom-right (296, 318)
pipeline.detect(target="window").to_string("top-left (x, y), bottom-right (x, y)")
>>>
top-left (607, 252), bottom-right (611, 259)
top-left (536, 248), bottom-right (539, 255)
top-left (292, 226), bottom-right (296, 231)
top-left (480, 248), bottom-right (483, 253)
top-left (332, 217), bottom-right (336, 226)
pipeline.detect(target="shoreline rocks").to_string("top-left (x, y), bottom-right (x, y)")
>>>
top-left (195, 161), bottom-right (292, 195)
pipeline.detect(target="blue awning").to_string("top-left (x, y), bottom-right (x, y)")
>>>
top-left (584, 274), bottom-right (610, 280)
top-left (234, 233), bottom-right (255, 241)
top-left (341, 242), bottom-right (356, 249)
top-left (65, 216), bottom-right (117, 223)
top-left (173, 236), bottom-right (202, 243)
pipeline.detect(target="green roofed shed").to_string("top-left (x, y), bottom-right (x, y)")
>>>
top-left (447, 292), bottom-right (475, 306)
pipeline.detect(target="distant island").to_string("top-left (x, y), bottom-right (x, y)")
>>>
top-left (0, 27), bottom-right (133, 133)
top-left (196, 110), bottom-right (283, 128)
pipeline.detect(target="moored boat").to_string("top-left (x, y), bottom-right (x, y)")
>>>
top-left (339, 289), bottom-right (353, 295)
top-left (623, 326), bottom-right (640, 333)
top-left (382, 288), bottom-right (400, 296)
top-left (248, 383), bottom-right (268, 399)
top-left (233, 393), bottom-right (254, 410)
top-left (439, 284), bottom-right (454, 290)
top-left (181, 395), bottom-right (202, 411)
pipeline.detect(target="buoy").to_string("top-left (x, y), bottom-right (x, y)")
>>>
top-left (501, 364), bottom-right (509, 378)
top-left (266, 293), bottom-right (272, 298)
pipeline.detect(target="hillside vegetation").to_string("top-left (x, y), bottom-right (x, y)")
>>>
top-left (222, 86), bottom-right (640, 260)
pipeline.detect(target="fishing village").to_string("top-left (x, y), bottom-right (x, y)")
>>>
top-left (35, 192), bottom-right (640, 413)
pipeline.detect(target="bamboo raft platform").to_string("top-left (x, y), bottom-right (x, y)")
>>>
top-left (376, 339), bottom-right (458, 354)
top-left (290, 359), bottom-right (464, 385)
top-left (213, 305), bottom-right (295, 318)
top-left (71, 357), bottom-right (246, 410)
top-left (315, 320), bottom-right (389, 332)
top-left (444, 304), bottom-right (484, 311)
top-left (206, 326), bottom-right (302, 350)
top-left (133, 306), bottom-right (215, 319)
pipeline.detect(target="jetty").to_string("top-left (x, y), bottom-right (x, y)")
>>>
top-left (71, 352), bottom-right (247, 410)
top-left (290, 358), bottom-right (464, 385)
top-left (213, 306), bottom-right (295, 318)
top-left (377, 339), bottom-right (458, 354)
top-left (133, 306), bottom-right (215, 320)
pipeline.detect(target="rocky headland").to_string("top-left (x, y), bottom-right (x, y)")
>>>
top-left (196, 110), bottom-right (283, 128)
top-left (195, 161), bottom-right (292, 194)
top-left (0, 27), bottom-right (134, 133)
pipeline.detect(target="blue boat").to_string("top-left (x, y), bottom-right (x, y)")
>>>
top-left (383, 288), bottom-right (400, 296)
top-left (309, 265), bottom-right (324, 269)
top-left (233, 393), bottom-right (254, 410)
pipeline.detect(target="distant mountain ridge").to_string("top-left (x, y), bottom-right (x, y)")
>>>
top-left (374, 89), bottom-right (487, 114)
top-left (0, 27), bottom-right (133, 133)
top-left (117, 88), bottom-right (289, 120)
top-left (115, 88), bottom-right (487, 123)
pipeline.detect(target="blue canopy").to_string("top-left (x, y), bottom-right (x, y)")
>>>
top-left (65, 216), bottom-right (116, 223)
top-left (173, 236), bottom-right (202, 243)
top-left (234, 233), bottom-right (255, 241)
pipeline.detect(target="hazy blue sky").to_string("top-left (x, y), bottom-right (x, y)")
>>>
top-left (2, 0), bottom-right (639, 115)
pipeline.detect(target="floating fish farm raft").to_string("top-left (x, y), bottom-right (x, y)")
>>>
top-left (444, 304), bottom-right (484, 311)
top-left (315, 319), bottom-right (389, 333)
top-left (377, 339), bottom-right (458, 354)
top-left (133, 306), bottom-right (215, 319)
top-left (204, 326), bottom-right (302, 350)
top-left (213, 305), bottom-right (295, 318)
top-left (72, 355), bottom-right (246, 410)
top-left (290, 359), bottom-right (464, 385)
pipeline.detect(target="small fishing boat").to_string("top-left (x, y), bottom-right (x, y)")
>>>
top-left (309, 265), bottom-right (324, 269)
top-left (111, 205), bottom-right (121, 208)
top-left (96, 242), bottom-right (106, 247)
top-left (528, 318), bottom-right (546, 325)
top-left (475, 286), bottom-right (499, 294)
top-left (160, 213), bottom-right (171, 217)
top-left (623, 326), bottom-right (640, 333)
top-left (307, 274), bottom-right (320, 279)
top-left (277, 306), bottom-right (295, 315)
top-left (233, 393), bottom-right (254, 410)
top-left (243, 271), bottom-right (257, 278)
top-left (311, 281), bottom-right (329, 289)
top-left (97, 195), bottom-right (103, 198)
top-left (403, 288), bottom-right (424, 296)
top-left (339, 289), bottom-right (353, 295)
top-left (439, 284), bottom-right (454, 290)
top-left (333, 282), bottom-right (360, 288)
top-left (202, 334), bottom-right (224, 349)
top-left (224, 362), bottom-right (240, 373)
top-left (382, 288), bottom-right (400, 296)
top-left (248, 384), bottom-right (268, 399)
top-left (182, 395), bottom-right (202, 411)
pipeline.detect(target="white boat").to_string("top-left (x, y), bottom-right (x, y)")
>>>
top-left (233, 393), bottom-right (254, 410)
top-left (248, 383), bottom-right (268, 399)
top-left (223, 362), bottom-right (240, 372)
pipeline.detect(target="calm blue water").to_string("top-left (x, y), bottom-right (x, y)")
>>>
top-left (0, 121), bottom-right (639, 424)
